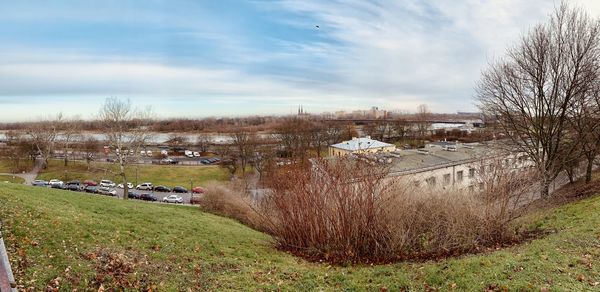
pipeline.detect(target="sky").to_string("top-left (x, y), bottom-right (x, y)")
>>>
top-left (1, 0), bottom-right (600, 122)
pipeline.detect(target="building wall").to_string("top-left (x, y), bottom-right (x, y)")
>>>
top-left (328, 145), bottom-right (396, 157)
top-left (388, 153), bottom-right (535, 192)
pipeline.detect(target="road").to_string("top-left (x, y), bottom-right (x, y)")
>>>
top-left (114, 187), bottom-right (197, 204)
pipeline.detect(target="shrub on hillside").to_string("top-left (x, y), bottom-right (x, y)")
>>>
top-left (196, 182), bottom-right (261, 229)
top-left (257, 157), bottom-right (536, 263)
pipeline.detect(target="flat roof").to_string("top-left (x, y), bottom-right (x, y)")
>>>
top-left (330, 137), bottom-right (395, 151)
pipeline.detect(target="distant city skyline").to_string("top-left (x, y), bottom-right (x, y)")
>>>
top-left (1, 0), bottom-right (600, 122)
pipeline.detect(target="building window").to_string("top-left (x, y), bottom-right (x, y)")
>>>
top-left (456, 170), bottom-right (464, 182)
top-left (469, 168), bottom-right (475, 178)
top-left (426, 177), bottom-right (436, 187)
top-left (443, 173), bottom-right (451, 185)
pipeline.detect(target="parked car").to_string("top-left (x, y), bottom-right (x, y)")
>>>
top-left (160, 150), bottom-right (168, 156)
top-left (172, 186), bottom-right (188, 193)
top-left (154, 185), bottom-right (171, 192)
top-left (140, 150), bottom-right (146, 156)
top-left (163, 195), bottom-right (183, 204)
top-left (83, 180), bottom-right (97, 186)
top-left (193, 151), bottom-right (200, 157)
top-left (160, 158), bottom-right (178, 165)
top-left (84, 185), bottom-right (98, 193)
top-left (139, 193), bottom-right (157, 201)
top-left (184, 150), bottom-right (194, 158)
top-left (49, 179), bottom-right (63, 187)
top-left (31, 180), bottom-right (48, 186)
top-left (136, 182), bottom-right (153, 190)
top-left (50, 183), bottom-right (64, 189)
top-left (146, 150), bottom-right (153, 156)
top-left (66, 184), bottom-right (82, 192)
top-left (192, 186), bottom-right (205, 194)
top-left (99, 180), bottom-right (116, 188)
top-left (117, 182), bottom-right (134, 189)
top-left (127, 191), bottom-right (140, 199)
top-left (98, 186), bottom-right (117, 196)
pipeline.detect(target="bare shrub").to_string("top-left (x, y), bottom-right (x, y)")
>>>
top-left (197, 182), bottom-right (261, 229)
top-left (257, 157), bottom-right (537, 263)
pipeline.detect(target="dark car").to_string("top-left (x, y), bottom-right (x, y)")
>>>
top-left (139, 193), bottom-right (157, 201)
top-left (66, 184), bottom-right (82, 191)
top-left (84, 186), bottom-right (98, 193)
top-left (172, 186), bottom-right (188, 193)
top-left (66, 180), bottom-right (81, 186)
top-left (127, 191), bottom-right (140, 199)
top-left (153, 185), bottom-right (171, 192)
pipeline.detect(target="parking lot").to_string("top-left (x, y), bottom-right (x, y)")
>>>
top-left (114, 187), bottom-right (197, 204)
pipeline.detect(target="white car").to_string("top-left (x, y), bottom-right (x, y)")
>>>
top-left (136, 182), bottom-right (153, 190)
top-left (49, 179), bottom-right (63, 186)
top-left (98, 186), bottom-right (117, 196)
top-left (160, 150), bottom-right (168, 156)
top-left (162, 195), bottom-right (183, 204)
top-left (193, 151), bottom-right (200, 157)
top-left (140, 150), bottom-right (146, 156)
top-left (117, 182), bottom-right (134, 189)
top-left (146, 150), bottom-right (153, 156)
top-left (99, 180), bottom-right (116, 188)
top-left (184, 150), bottom-right (194, 158)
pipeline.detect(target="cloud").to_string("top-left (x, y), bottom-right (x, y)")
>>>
top-left (3, 0), bottom-right (600, 122)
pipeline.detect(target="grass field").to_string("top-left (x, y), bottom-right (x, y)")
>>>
top-left (0, 183), bottom-right (599, 290)
top-left (0, 158), bottom-right (34, 173)
top-left (36, 159), bottom-right (229, 187)
top-left (0, 174), bottom-right (24, 184)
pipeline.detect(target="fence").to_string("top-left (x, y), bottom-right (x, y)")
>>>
top-left (0, 222), bottom-right (17, 291)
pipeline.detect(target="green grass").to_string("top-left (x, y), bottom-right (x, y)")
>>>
top-left (0, 158), bottom-right (33, 173)
top-left (0, 184), bottom-right (599, 290)
top-left (36, 159), bottom-right (229, 187)
top-left (0, 175), bottom-right (25, 184)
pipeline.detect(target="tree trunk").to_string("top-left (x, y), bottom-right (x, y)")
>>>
top-left (586, 157), bottom-right (594, 183)
top-left (121, 163), bottom-right (128, 200)
top-left (541, 172), bottom-right (551, 199)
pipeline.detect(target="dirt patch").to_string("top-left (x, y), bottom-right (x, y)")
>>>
top-left (82, 248), bottom-right (155, 290)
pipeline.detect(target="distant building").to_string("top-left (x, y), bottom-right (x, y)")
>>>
top-left (329, 136), bottom-right (396, 156)
top-left (297, 105), bottom-right (309, 117)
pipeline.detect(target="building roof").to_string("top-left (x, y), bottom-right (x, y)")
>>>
top-left (330, 137), bottom-right (395, 151)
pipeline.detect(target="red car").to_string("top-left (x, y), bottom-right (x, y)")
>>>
top-left (192, 186), bottom-right (205, 194)
top-left (83, 180), bottom-right (98, 186)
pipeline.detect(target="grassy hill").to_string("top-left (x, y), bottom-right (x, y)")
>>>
top-left (0, 183), bottom-right (599, 290)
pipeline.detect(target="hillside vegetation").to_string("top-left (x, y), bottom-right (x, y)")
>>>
top-left (0, 183), bottom-right (599, 290)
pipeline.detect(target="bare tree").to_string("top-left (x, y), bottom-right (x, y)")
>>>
top-left (1, 131), bottom-right (34, 173)
top-left (61, 117), bottom-right (82, 166)
top-left (569, 81), bottom-right (600, 183)
top-left (27, 113), bottom-right (63, 169)
top-left (416, 104), bottom-right (431, 138)
top-left (196, 134), bottom-right (212, 153)
top-left (99, 98), bottom-right (153, 199)
top-left (476, 3), bottom-right (600, 198)
top-left (82, 136), bottom-right (100, 169)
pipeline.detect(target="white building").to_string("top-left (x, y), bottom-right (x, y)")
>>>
top-left (329, 137), bottom-right (396, 157)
